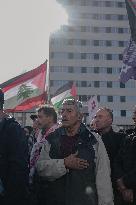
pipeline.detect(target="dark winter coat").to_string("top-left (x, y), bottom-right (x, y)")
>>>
top-left (0, 116), bottom-right (29, 205)
top-left (113, 131), bottom-right (136, 204)
top-left (101, 128), bottom-right (125, 174)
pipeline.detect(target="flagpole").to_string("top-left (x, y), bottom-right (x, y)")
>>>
top-left (47, 37), bottom-right (51, 104)
top-left (44, 59), bottom-right (49, 104)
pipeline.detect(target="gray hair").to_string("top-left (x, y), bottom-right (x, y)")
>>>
top-left (98, 107), bottom-right (113, 121)
top-left (62, 98), bottom-right (83, 113)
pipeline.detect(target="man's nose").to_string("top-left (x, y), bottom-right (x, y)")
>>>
top-left (95, 118), bottom-right (98, 122)
top-left (62, 110), bottom-right (67, 117)
top-left (37, 118), bottom-right (40, 123)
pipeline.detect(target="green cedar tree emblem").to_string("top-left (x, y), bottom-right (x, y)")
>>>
top-left (17, 84), bottom-right (34, 100)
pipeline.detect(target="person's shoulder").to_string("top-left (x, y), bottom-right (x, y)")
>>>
top-left (125, 128), bottom-right (134, 135)
top-left (3, 116), bottom-right (26, 142)
top-left (112, 130), bottom-right (126, 138)
top-left (5, 116), bottom-right (21, 129)
top-left (111, 131), bottom-right (126, 145)
top-left (81, 124), bottom-right (99, 145)
top-left (46, 126), bottom-right (63, 142)
top-left (126, 131), bottom-right (136, 142)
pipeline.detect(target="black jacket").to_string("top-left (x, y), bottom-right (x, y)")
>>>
top-left (0, 116), bottom-right (29, 205)
top-left (114, 131), bottom-right (136, 190)
top-left (101, 128), bottom-right (125, 174)
top-left (126, 127), bottom-right (136, 135)
top-left (40, 124), bottom-right (98, 205)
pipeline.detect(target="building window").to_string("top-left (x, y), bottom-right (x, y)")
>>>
top-left (50, 38), bottom-right (55, 45)
top-left (81, 81), bottom-right (87, 87)
top-left (92, 1), bottom-right (100, 7)
top-left (94, 53), bottom-right (99, 60)
top-left (81, 40), bottom-right (87, 46)
top-left (88, 82), bottom-right (91, 87)
top-left (107, 96), bottom-right (113, 102)
top-left (121, 110), bottom-right (126, 117)
top-left (68, 26), bottom-right (75, 31)
top-left (97, 95), bottom-right (100, 102)
top-left (118, 15), bottom-right (124, 20)
top-left (81, 67), bottom-right (87, 73)
top-left (105, 1), bottom-right (112, 7)
top-left (68, 67), bottom-right (74, 73)
top-left (119, 54), bottom-right (123, 60)
top-left (93, 40), bottom-right (99, 46)
top-left (107, 67), bottom-right (112, 74)
top-left (94, 81), bottom-right (100, 87)
top-left (106, 54), bottom-right (112, 60)
top-left (117, 2), bottom-right (125, 8)
top-left (120, 82), bottom-right (125, 88)
top-left (105, 14), bottom-right (111, 20)
top-left (80, 0), bottom-right (86, 6)
top-left (118, 41), bottom-right (124, 47)
top-left (81, 53), bottom-right (86, 59)
top-left (106, 40), bottom-right (112, 47)
top-left (50, 80), bottom-right (54, 86)
top-left (68, 53), bottom-right (74, 59)
top-left (68, 39), bottom-right (74, 45)
top-left (118, 28), bottom-right (124, 33)
top-left (106, 27), bottom-right (112, 33)
top-left (120, 96), bottom-right (126, 102)
top-left (50, 66), bottom-right (55, 72)
top-left (92, 27), bottom-right (99, 33)
top-left (81, 26), bottom-right (87, 32)
top-left (79, 95), bottom-right (87, 102)
top-left (50, 52), bottom-right (54, 58)
top-left (107, 81), bottom-right (112, 88)
top-left (94, 67), bottom-right (99, 73)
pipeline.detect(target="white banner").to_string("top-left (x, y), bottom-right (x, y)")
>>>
top-left (88, 96), bottom-right (98, 123)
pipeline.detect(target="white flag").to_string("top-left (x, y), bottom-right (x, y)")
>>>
top-left (88, 96), bottom-right (98, 123)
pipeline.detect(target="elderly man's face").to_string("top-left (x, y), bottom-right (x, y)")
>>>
top-left (60, 104), bottom-right (80, 128)
top-left (95, 109), bottom-right (112, 131)
top-left (90, 119), bottom-right (96, 130)
top-left (132, 112), bottom-right (136, 126)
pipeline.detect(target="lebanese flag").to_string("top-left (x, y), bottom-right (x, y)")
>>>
top-left (0, 62), bottom-right (47, 112)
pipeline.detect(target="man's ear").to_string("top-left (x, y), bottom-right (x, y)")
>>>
top-left (48, 115), bottom-right (53, 122)
top-left (78, 113), bottom-right (83, 120)
top-left (108, 117), bottom-right (112, 125)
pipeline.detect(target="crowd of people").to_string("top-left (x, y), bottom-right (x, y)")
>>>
top-left (0, 87), bottom-right (136, 205)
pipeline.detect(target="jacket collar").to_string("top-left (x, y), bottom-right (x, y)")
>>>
top-left (101, 127), bottom-right (113, 137)
top-left (60, 123), bottom-right (87, 136)
top-left (60, 123), bottom-right (97, 145)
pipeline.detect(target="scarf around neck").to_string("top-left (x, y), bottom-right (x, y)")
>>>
top-left (29, 123), bottom-right (59, 182)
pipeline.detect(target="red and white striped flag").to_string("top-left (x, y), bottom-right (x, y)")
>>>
top-left (0, 62), bottom-right (47, 112)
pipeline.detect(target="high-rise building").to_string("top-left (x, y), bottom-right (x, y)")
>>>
top-left (49, 0), bottom-right (136, 128)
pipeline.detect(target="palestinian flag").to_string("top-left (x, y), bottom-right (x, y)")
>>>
top-left (51, 82), bottom-right (77, 110)
top-left (0, 62), bottom-right (47, 112)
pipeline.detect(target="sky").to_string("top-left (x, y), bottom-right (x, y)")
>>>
top-left (0, 0), bottom-right (68, 84)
